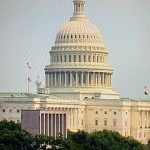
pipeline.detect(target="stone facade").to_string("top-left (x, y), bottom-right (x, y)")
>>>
top-left (0, 0), bottom-right (149, 144)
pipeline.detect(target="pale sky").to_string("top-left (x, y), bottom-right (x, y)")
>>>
top-left (0, 0), bottom-right (150, 100)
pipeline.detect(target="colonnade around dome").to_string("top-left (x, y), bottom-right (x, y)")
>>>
top-left (45, 71), bottom-right (112, 88)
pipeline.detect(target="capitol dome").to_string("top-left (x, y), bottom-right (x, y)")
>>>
top-left (55, 20), bottom-right (103, 44)
top-left (43, 0), bottom-right (120, 100)
top-left (55, 0), bottom-right (103, 44)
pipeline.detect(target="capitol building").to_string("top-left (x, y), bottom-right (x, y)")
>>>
top-left (0, 0), bottom-right (150, 143)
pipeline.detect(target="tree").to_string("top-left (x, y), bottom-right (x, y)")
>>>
top-left (68, 130), bottom-right (147, 150)
top-left (0, 120), bottom-right (33, 150)
top-left (0, 120), bottom-right (148, 150)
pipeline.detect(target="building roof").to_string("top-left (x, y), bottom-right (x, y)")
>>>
top-left (0, 93), bottom-right (59, 99)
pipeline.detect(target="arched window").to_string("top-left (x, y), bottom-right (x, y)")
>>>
top-left (74, 55), bottom-right (76, 62)
top-left (93, 55), bottom-right (95, 62)
top-left (60, 55), bottom-right (62, 62)
top-left (88, 55), bottom-right (90, 62)
top-left (84, 55), bottom-right (86, 62)
top-left (79, 55), bottom-right (81, 62)
top-left (57, 55), bottom-right (59, 62)
top-left (64, 55), bottom-right (67, 62)
top-left (69, 55), bottom-right (71, 62)
top-left (54, 56), bottom-right (56, 62)
top-left (100, 56), bottom-right (102, 62)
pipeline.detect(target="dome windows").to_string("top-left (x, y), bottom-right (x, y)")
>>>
top-left (78, 55), bottom-right (81, 62)
top-left (69, 55), bottom-right (71, 62)
top-left (64, 55), bottom-right (67, 62)
top-left (84, 55), bottom-right (86, 62)
top-left (50, 52), bottom-right (106, 64)
top-left (55, 33), bottom-right (102, 43)
top-left (74, 55), bottom-right (76, 62)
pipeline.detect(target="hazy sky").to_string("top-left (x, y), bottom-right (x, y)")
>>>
top-left (0, 0), bottom-right (150, 100)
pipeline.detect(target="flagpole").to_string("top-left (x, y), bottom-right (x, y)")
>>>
top-left (28, 79), bottom-right (29, 94)
top-left (26, 62), bottom-right (31, 94)
top-left (26, 63), bottom-right (28, 93)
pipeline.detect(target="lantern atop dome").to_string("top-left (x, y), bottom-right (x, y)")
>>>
top-left (71, 0), bottom-right (86, 21)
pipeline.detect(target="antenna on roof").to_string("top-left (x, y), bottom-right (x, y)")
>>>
top-left (35, 76), bottom-right (42, 94)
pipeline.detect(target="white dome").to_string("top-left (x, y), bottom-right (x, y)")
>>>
top-left (55, 19), bottom-right (103, 44)
top-left (55, 0), bottom-right (103, 44)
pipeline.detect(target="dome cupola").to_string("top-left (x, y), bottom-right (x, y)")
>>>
top-left (55, 0), bottom-right (104, 45)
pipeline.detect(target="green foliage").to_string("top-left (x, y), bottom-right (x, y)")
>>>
top-left (0, 120), bottom-right (148, 150)
top-left (68, 130), bottom-right (147, 150)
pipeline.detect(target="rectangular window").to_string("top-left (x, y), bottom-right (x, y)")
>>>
top-left (114, 111), bottom-right (117, 115)
top-left (113, 120), bottom-right (117, 126)
top-left (17, 109), bottom-right (20, 113)
top-left (104, 120), bottom-right (107, 126)
top-left (81, 120), bottom-right (83, 125)
top-left (2, 109), bottom-right (5, 112)
top-left (95, 111), bottom-right (98, 114)
top-left (125, 121), bottom-right (127, 127)
top-left (9, 109), bottom-right (12, 113)
top-left (95, 119), bottom-right (98, 126)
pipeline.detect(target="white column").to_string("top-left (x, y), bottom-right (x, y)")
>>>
top-left (51, 72), bottom-right (53, 87)
top-left (51, 114), bottom-right (53, 136)
top-left (76, 72), bottom-right (78, 86)
top-left (105, 73), bottom-right (107, 87)
top-left (47, 72), bottom-right (49, 87)
top-left (48, 114), bottom-right (49, 136)
top-left (62, 113), bottom-right (64, 135)
top-left (87, 72), bottom-right (89, 86)
top-left (45, 73), bottom-right (48, 88)
top-left (64, 72), bottom-right (66, 86)
top-left (81, 72), bottom-right (83, 86)
top-left (49, 73), bottom-right (51, 87)
top-left (110, 73), bottom-right (112, 87)
top-left (95, 73), bottom-right (97, 86)
top-left (55, 114), bottom-right (56, 137)
top-left (107, 73), bottom-right (109, 87)
top-left (102, 73), bottom-right (104, 87)
top-left (59, 72), bottom-right (61, 86)
top-left (40, 113), bottom-right (41, 134)
top-left (91, 72), bottom-right (93, 86)
top-left (98, 72), bottom-right (101, 87)
top-left (55, 72), bottom-right (57, 86)
top-left (70, 72), bottom-right (72, 86)
top-left (75, 108), bottom-right (77, 128)
top-left (44, 113), bottom-right (45, 135)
